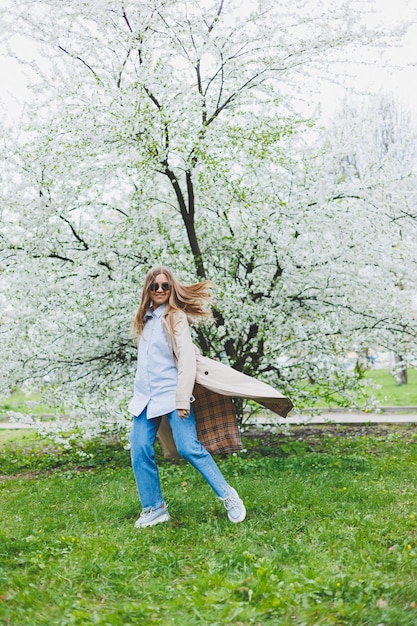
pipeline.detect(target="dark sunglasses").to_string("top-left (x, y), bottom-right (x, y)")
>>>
top-left (149, 282), bottom-right (170, 292)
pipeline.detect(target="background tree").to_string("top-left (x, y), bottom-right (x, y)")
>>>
top-left (323, 93), bottom-right (417, 384)
top-left (0, 0), bottom-right (415, 435)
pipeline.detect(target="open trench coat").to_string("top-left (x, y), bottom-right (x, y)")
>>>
top-left (156, 309), bottom-right (293, 460)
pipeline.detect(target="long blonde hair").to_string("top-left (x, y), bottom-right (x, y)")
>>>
top-left (132, 266), bottom-right (214, 338)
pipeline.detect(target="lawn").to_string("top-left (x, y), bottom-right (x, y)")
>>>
top-left (1, 425), bottom-right (417, 625)
top-left (295, 368), bottom-right (417, 410)
top-left (0, 389), bottom-right (55, 417)
top-left (362, 368), bottom-right (417, 407)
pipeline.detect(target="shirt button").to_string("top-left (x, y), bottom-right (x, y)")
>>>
top-left (204, 371), bottom-right (208, 375)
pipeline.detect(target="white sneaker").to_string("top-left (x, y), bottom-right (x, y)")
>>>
top-left (221, 487), bottom-right (246, 523)
top-left (134, 504), bottom-right (170, 528)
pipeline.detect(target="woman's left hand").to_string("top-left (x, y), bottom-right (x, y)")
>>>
top-left (178, 409), bottom-right (190, 419)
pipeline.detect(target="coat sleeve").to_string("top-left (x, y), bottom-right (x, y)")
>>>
top-left (172, 311), bottom-right (197, 410)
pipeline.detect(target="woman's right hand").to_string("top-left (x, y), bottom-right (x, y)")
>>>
top-left (178, 409), bottom-right (190, 419)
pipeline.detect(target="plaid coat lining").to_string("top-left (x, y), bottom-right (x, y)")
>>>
top-left (156, 370), bottom-right (293, 459)
top-left (193, 383), bottom-right (242, 455)
top-left (156, 383), bottom-right (242, 459)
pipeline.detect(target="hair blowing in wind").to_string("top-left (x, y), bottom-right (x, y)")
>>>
top-left (132, 266), bottom-right (214, 338)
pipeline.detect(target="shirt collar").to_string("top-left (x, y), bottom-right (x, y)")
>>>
top-left (145, 303), bottom-right (167, 320)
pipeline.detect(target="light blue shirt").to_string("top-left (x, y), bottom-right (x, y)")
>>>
top-left (128, 304), bottom-right (178, 419)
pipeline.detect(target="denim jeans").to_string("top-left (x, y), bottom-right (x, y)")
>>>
top-left (130, 405), bottom-right (230, 509)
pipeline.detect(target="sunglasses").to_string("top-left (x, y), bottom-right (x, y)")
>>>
top-left (149, 282), bottom-right (170, 292)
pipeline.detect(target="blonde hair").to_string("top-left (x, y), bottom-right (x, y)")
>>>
top-left (132, 266), bottom-right (214, 338)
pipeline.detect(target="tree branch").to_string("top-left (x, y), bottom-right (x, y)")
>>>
top-left (57, 45), bottom-right (101, 82)
top-left (208, 0), bottom-right (225, 33)
top-left (59, 215), bottom-right (89, 250)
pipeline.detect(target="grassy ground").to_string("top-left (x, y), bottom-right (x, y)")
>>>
top-left (361, 368), bottom-right (417, 406)
top-left (0, 389), bottom-right (55, 417)
top-left (295, 368), bottom-right (417, 410)
top-left (1, 426), bottom-right (417, 625)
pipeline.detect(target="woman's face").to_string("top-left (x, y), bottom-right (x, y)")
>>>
top-left (149, 272), bottom-right (171, 308)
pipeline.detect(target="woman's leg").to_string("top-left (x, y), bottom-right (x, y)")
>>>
top-left (130, 408), bottom-right (164, 509)
top-left (167, 407), bottom-right (229, 498)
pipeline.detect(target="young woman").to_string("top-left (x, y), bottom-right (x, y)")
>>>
top-left (128, 266), bottom-right (246, 528)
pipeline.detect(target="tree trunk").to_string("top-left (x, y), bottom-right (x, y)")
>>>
top-left (394, 353), bottom-right (408, 385)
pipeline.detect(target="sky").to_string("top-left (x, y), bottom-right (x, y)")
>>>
top-left (308, 0), bottom-right (417, 120)
top-left (0, 0), bottom-right (416, 126)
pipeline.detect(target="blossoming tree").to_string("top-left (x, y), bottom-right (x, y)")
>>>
top-left (0, 0), bottom-right (415, 434)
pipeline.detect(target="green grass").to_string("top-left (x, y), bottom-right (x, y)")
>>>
top-left (362, 368), bottom-right (417, 406)
top-left (1, 427), bottom-right (417, 625)
top-left (296, 368), bottom-right (417, 410)
top-left (0, 389), bottom-right (55, 417)
top-left (0, 429), bottom-right (38, 446)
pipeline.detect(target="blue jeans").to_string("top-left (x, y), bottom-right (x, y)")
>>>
top-left (130, 406), bottom-right (230, 509)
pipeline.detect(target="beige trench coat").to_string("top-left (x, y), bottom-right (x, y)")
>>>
top-left (157, 310), bottom-right (293, 459)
